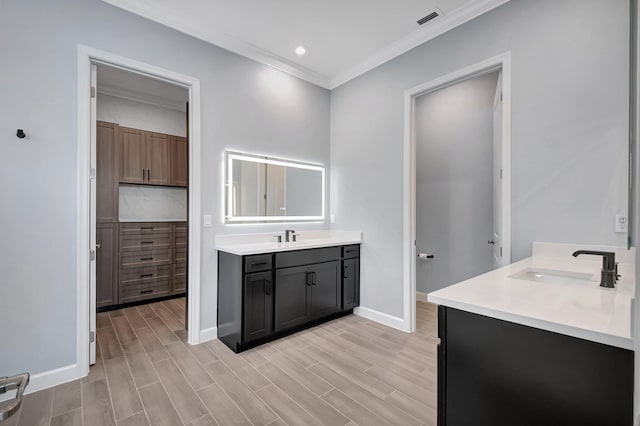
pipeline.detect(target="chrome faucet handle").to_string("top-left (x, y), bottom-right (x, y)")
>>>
top-left (285, 229), bottom-right (296, 242)
top-left (273, 235), bottom-right (282, 243)
top-left (0, 372), bottom-right (30, 422)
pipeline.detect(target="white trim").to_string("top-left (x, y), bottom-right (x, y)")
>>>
top-left (353, 307), bottom-right (409, 332)
top-left (100, 0), bottom-right (509, 90)
top-left (97, 85), bottom-right (187, 112)
top-left (199, 327), bottom-right (218, 343)
top-left (416, 291), bottom-right (429, 303)
top-left (329, 0), bottom-right (511, 88)
top-left (0, 364), bottom-right (79, 403)
top-left (77, 45), bottom-right (204, 383)
top-left (402, 52), bottom-right (512, 333)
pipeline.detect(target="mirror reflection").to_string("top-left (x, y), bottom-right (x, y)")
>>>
top-left (226, 152), bottom-right (325, 222)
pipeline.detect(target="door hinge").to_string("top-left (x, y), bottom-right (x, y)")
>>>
top-left (89, 331), bottom-right (95, 343)
top-left (90, 86), bottom-right (96, 98)
top-left (90, 168), bottom-right (96, 180)
top-left (500, 93), bottom-right (503, 101)
top-left (500, 247), bottom-right (503, 257)
top-left (90, 249), bottom-right (96, 261)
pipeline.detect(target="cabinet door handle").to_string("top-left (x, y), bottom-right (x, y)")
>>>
top-left (312, 272), bottom-right (316, 285)
top-left (306, 272), bottom-right (313, 286)
top-left (343, 266), bottom-right (348, 279)
top-left (265, 279), bottom-right (271, 295)
top-left (147, 169), bottom-right (151, 181)
top-left (142, 168), bottom-right (145, 181)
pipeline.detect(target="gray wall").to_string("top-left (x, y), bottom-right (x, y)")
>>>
top-left (330, 0), bottom-right (630, 318)
top-left (0, 0), bottom-right (330, 377)
top-left (415, 73), bottom-right (498, 294)
top-left (97, 94), bottom-right (187, 137)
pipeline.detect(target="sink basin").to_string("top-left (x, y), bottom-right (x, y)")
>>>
top-left (509, 268), bottom-right (594, 285)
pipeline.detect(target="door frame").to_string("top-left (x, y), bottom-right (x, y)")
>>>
top-left (402, 52), bottom-right (512, 333)
top-left (76, 45), bottom-right (202, 376)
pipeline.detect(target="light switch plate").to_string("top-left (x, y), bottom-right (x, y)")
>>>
top-left (614, 214), bottom-right (627, 233)
top-left (203, 214), bottom-right (213, 228)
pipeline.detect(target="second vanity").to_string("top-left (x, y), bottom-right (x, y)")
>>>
top-left (216, 231), bottom-right (361, 352)
top-left (428, 242), bottom-right (635, 426)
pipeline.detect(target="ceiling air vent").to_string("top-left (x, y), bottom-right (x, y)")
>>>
top-left (417, 10), bottom-right (440, 26)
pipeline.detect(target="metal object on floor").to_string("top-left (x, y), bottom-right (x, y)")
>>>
top-left (0, 373), bottom-right (29, 422)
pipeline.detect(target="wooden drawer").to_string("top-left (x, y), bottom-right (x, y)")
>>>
top-left (342, 245), bottom-right (360, 259)
top-left (174, 247), bottom-right (187, 264)
top-left (174, 224), bottom-right (187, 248)
top-left (244, 254), bottom-right (272, 273)
top-left (120, 265), bottom-right (171, 287)
top-left (120, 222), bottom-right (172, 235)
top-left (171, 275), bottom-right (186, 294)
top-left (173, 261), bottom-right (186, 276)
top-left (121, 249), bottom-right (171, 269)
top-left (120, 232), bottom-right (171, 252)
top-left (275, 247), bottom-right (341, 269)
top-left (120, 281), bottom-right (170, 303)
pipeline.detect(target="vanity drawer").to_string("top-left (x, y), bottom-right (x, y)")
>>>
top-left (120, 265), bottom-right (171, 287)
top-left (174, 223), bottom-right (188, 248)
top-left (244, 254), bottom-right (272, 273)
top-left (174, 247), bottom-right (187, 263)
top-left (121, 249), bottom-right (171, 269)
top-left (275, 247), bottom-right (341, 269)
top-left (120, 281), bottom-right (170, 303)
top-left (342, 245), bottom-right (360, 259)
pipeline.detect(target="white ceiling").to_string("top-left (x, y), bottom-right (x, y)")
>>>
top-left (96, 63), bottom-right (189, 111)
top-left (101, 0), bottom-right (509, 89)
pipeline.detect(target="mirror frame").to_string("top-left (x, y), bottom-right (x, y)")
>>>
top-left (225, 151), bottom-right (326, 223)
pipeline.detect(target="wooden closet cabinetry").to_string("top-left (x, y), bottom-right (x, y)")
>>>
top-left (119, 127), bottom-right (185, 187)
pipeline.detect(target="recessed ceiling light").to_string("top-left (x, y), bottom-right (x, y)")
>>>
top-left (295, 46), bottom-right (307, 56)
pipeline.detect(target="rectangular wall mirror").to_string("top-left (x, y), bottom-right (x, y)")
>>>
top-left (225, 151), bottom-right (325, 223)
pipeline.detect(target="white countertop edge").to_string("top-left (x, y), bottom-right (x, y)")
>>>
top-left (216, 238), bottom-right (362, 256)
top-left (427, 294), bottom-right (634, 350)
top-left (119, 219), bottom-right (187, 222)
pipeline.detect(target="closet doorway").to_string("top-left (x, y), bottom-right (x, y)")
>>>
top-left (77, 46), bottom-right (202, 373)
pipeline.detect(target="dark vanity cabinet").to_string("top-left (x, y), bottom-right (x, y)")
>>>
top-left (218, 244), bottom-right (360, 352)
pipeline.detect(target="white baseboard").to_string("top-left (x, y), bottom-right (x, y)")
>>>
top-left (199, 326), bottom-right (218, 343)
top-left (416, 291), bottom-right (429, 303)
top-left (354, 306), bottom-right (410, 333)
top-left (0, 363), bottom-right (82, 402)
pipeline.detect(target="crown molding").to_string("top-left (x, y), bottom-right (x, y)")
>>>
top-left (102, 0), bottom-right (510, 91)
top-left (101, 0), bottom-right (332, 89)
top-left (329, 0), bottom-right (511, 89)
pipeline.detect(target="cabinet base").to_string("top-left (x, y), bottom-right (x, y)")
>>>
top-left (220, 309), bottom-right (354, 353)
top-left (97, 292), bottom-right (186, 313)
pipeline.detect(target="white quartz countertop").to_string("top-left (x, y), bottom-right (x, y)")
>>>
top-left (215, 230), bottom-right (362, 255)
top-left (428, 243), bottom-right (635, 349)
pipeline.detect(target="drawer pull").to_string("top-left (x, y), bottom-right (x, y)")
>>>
top-left (141, 241), bottom-right (154, 245)
top-left (251, 262), bottom-right (268, 267)
top-left (140, 289), bottom-right (153, 294)
top-left (140, 257), bottom-right (153, 261)
top-left (141, 226), bottom-right (154, 230)
top-left (140, 273), bottom-right (154, 278)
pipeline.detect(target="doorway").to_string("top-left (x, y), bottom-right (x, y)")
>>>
top-left (77, 46), bottom-right (202, 375)
top-left (402, 53), bottom-right (512, 332)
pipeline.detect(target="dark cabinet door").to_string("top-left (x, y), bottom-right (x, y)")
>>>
top-left (274, 266), bottom-right (311, 332)
top-left (243, 272), bottom-right (273, 342)
top-left (310, 261), bottom-right (341, 320)
top-left (96, 121), bottom-right (118, 222)
top-left (120, 127), bottom-right (146, 184)
top-left (146, 132), bottom-right (172, 185)
top-left (96, 223), bottom-right (118, 308)
top-left (171, 136), bottom-right (188, 187)
top-left (342, 258), bottom-right (360, 310)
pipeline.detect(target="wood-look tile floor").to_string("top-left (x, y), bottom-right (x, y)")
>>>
top-left (3, 299), bottom-right (438, 426)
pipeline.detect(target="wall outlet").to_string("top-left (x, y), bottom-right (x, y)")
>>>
top-left (203, 214), bottom-right (213, 228)
top-left (614, 213), bottom-right (627, 233)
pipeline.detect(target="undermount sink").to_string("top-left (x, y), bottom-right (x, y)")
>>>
top-left (509, 268), bottom-right (594, 285)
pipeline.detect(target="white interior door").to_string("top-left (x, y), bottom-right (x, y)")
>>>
top-left (492, 71), bottom-right (503, 269)
top-left (89, 63), bottom-right (97, 365)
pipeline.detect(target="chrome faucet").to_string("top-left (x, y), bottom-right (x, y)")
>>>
top-left (572, 250), bottom-right (618, 288)
top-left (285, 229), bottom-right (296, 243)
